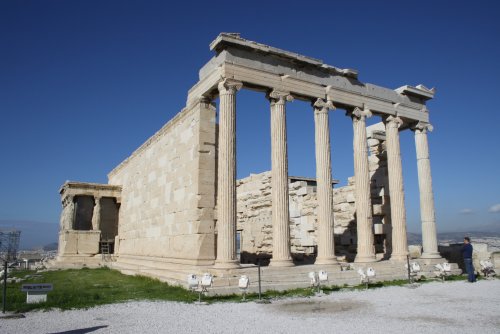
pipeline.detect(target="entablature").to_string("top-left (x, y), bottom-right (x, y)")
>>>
top-left (60, 182), bottom-right (122, 202)
top-left (187, 33), bottom-right (434, 123)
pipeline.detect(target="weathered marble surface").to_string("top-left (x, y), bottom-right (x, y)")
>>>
top-left (108, 100), bottom-right (217, 266)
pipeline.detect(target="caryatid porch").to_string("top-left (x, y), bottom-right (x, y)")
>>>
top-left (199, 33), bottom-right (440, 267)
top-left (57, 182), bottom-right (121, 262)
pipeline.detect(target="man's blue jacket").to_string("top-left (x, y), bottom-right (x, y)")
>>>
top-left (462, 243), bottom-right (473, 259)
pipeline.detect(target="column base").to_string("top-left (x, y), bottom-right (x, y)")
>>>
top-left (354, 254), bottom-right (377, 263)
top-left (420, 252), bottom-right (442, 259)
top-left (315, 257), bottom-right (338, 265)
top-left (269, 258), bottom-right (295, 267)
top-left (213, 260), bottom-right (240, 269)
top-left (389, 254), bottom-right (408, 262)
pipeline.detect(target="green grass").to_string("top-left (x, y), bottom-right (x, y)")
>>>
top-left (0, 268), bottom-right (483, 313)
top-left (1, 267), bottom-right (198, 312)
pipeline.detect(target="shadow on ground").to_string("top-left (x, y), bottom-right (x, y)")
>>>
top-left (48, 325), bottom-right (108, 334)
top-left (274, 299), bottom-right (367, 315)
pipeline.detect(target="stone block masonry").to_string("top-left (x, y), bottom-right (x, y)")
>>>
top-left (108, 99), bottom-right (217, 266)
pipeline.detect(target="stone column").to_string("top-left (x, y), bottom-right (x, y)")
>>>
top-left (269, 90), bottom-right (294, 267)
top-left (92, 196), bottom-right (101, 231)
top-left (214, 78), bottom-right (242, 269)
top-left (413, 122), bottom-right (441, 259)
top-left (351, 107), bottom-right (377, 263)
top-left (384, 116), bottom-right (408, 261)
top-left (313, 98), bottom-right (337, 265)
top-left (61, 195), bottom-right (75, 230)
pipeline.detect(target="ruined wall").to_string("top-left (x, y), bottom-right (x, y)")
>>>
top-left (236, 173), bottom-right (322, 263)
top-left (236, 172), bottom-right (357, 262)
top-left (366, 124), bottom-right (392, 256)
top-left (236, 123), bottom-right (392, 262)
top-left (108, 100), bottom-right (217, 265)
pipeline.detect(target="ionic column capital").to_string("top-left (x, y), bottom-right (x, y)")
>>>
top-left (412, 121), bottom-right (434, 134)
top-left (350, 106), bottom-right (372, 120)
top-left (385, 115), bottom-right (404, 129)
top-left (268, 90), bottom-right (293, 105)
top-left (218, 78), bottom-right (243, 95)
top-left (313, 98), bottom-right (335, 114)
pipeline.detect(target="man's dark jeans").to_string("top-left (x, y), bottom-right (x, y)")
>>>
top-left (464, 258), bottom-right (476, 282)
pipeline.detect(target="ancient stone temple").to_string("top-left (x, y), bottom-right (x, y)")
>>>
top-left (55, 33), bottom-right (450, 290)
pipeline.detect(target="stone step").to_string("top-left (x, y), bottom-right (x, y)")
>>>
top-left (110, 257), bottom-right (462, 294)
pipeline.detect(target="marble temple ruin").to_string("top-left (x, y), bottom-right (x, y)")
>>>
top-left (54, 33), bottom-right (451, 291)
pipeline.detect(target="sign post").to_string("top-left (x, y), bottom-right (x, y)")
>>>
top-left (21, 284), bottom-right (53, 304)
top-left (2, 261), bottom-right (7, 313)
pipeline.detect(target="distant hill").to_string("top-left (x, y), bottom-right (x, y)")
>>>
top-left (43, 242), bottom-right (58, 251)
top-left (437, 231), bottom-right (500, 243)
top-left (0, 220), bottom-right (58, 250)
top-left (407, 231), bottom-right (500, 245)
top-left (407, 232), bottom-right (422, 245)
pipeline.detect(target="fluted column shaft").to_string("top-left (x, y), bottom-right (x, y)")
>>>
top-left (384, 116), bottom-right (408, 261)
top-left (214, 79), bottom-right (242, 269)
top-left (413, 122), bottom-right (440, 258)
top-left (92, 196), bottom-right (101, 231)
top-left (313, 99), bottom-right (337, 264)
top-left (352, 108), bottom-right (377, 262)
top-left (269, 90), bottom-right (294, 267)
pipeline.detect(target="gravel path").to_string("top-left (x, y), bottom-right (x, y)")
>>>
top-left (2, 280), bottom-right (499, 334)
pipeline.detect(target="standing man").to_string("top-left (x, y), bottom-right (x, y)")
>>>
top-left (462, 237), bottom-right (476, 282)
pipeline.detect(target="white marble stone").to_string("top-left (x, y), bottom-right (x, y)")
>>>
top-left (313, 98), bottom-right (337, 265)
top-left (384, 116), bottom-right (409, 261)
top-left (214, 79), bottom-right (242, 269)
top-left (269, 90), bottom-right (294, 267)
top-left (413, 122), bottom-right (440, 259)
top-left (352, 107), bottom-right (376, 263)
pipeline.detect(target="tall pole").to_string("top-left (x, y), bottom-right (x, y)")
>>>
top-left (406, 255), bottom-right (412, 284)
top-left (2, 261), bottom-right (7, 313)
top-left (258, 259), bottom-right (262, 300)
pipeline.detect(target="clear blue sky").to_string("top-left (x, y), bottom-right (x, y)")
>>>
top-left (1, 0), bottom-right (499, 238)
